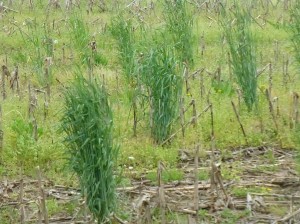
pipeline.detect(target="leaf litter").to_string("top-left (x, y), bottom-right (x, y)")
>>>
top-left (0, 146), bottom-right (299, 223)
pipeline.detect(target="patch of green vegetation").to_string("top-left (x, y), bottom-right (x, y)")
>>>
top-left (290, 1), bottom-right (300, 66)
top-left (0, 0), bottom-right (299, 223)
top-left (263, 149), bottom-right (276, 164)
top-left (268, 205), bottom-right (289, 217)
top-left (46, 199), bottom-right (61, 216)
top-left (62, 74), bottom-right (118, 223)
top-left (220, 208), bottom-right (250, 224)
top-left (164, 0), bottom-right (194, 66)
top-left (293, 124), bottom-right (300, 148)
top-left (253, 164), bottom-right (279, 172)
top-left (120, 144), bottom-right (178, 170)
top-left (0, 207), bottom-right (18, 224)
top-left (221, 163), bottom-right (243, 181)
top-left (232, 186), bottom-right (272, 198)
top-left (198, 169), bottom-right (210, 181)
top-left (64, 201), bottom-right (77, 215)
top-left (221, 1), bottom-right (258, 111)
top-left (146, 168), bottom-right (184, 183)
top-left (118, 177), bottom-right (131, 187)
top-left (141, 43), bottom-right (182, 143)
top-left (199, 209), bottom-right (212, 222)
top-left (295, 154), bottom-right (300, 175)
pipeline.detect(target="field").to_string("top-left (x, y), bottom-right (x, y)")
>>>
top-left (0, 0), bottom-right (300, 223)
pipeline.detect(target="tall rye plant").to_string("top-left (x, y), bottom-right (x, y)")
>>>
top-left (110, 17), bottom-right (136, 82)
top-left (290, 1), bottom-right (300, 67)
top-left (110, 7), bottom-right (189, 143)
top-left (141, 44), bottom-right (182, 144)
top-left (62, 75), bottom-right (118, 223)
top-left (221, 3), bottom-right (258, 111)
top-left (16, 17), bottom-right (54, 84)
top-left (164, 0), bottom-right (194, 66)
top-left (69, 14), bottom-right (92, 65)
top-left (69, 14), bottom-right (106, 71)
top-left (110, 16), bottom-right (140, 136)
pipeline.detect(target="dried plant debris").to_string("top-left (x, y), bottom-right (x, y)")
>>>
top-left (0, 146), bottom-right (299, 223)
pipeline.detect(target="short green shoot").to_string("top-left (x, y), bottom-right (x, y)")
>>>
top-left (146, 168), bottom-right (184, 184)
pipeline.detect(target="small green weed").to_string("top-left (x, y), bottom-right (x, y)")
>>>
top-left (264, 149), bottom-right (276, 164)
top-left (0, 207), bottom-right (19, 224)
top-left (220, 208), bottom-right (249, 224)
top-left (221, 163), bottom-right (242, 181)
top-left (268, 205), bottom-right (289, 217)
top-left (146, 168), bottom-right (184, 183)
top-left (198, 169), bottom-right (209, 181)
top-left (46, 199), bottom-right (61, 216)
top-left (199, 209), bottom-right (212, 222)
top-left (7, 118), bottom-right (41, 172)
top-left (253, 164), bottom-right (279, 172)
top-left (232, 186), bottom-right (272, 197)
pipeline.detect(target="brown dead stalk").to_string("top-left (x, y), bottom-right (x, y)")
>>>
top-left (231, 101), bottom-right (248, 144)
top-left (10, 65), bottom-right (20, 97)
top-left (157, 161), bottom-right (166, 224)
top-left (194, 145), bottom-right (200, 222)
top-left (1, 65), bottom-right (10, 100)
top-left (36, 166), bottom-right (49, 224)
top-left (161, 104), bottom-right (211, 146)
top-left (292, 92), bottom-right (299, 128)
top-left (19, 165), bottom-right (25, 224)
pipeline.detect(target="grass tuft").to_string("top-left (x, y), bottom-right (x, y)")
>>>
top-left (290, 1), bottom-right (300, 67)
top-left (141, 42), bottom-right (182, 144)
top-left (62, 74), bottom-right (118, 223)
top-left (164, 0), bottom-right (194, 66)
top-left (221, 2), bottom-right (258, 111)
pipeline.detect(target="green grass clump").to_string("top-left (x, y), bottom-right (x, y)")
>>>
top-left (110, 16), bottom-right (141, 135)
top-left (62, 74), bottom-right (118, 223)
top-left (5, 118), bottom-right (45, 173)
top-left (221, 2), bottom-right (258, 111)
top-left (110, 16), bottom-right (137, 83)
top-left (146, 168), bottom-right (184, 184)
top-left (69, 13), bottom-right (107, 68)
top-left (141, 43), bottom-right (182, 144)
top-left (15, 16), bottom-right (54, 84)
top-left (0, 207), bottom-right (18, 224)
top-left (198, 170), bottom-right (209, 181)
top-left (164, 0), bottom-right (194, 66)
top-left (290, 1), bottom-right (300, 67)
top-left (232, 186), bottom-right (271, 198)
top-left (220, 208), bottom-right (249, 224)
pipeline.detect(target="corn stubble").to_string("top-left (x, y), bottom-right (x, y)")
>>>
top-left (62, 74), bottom-right (118, 223)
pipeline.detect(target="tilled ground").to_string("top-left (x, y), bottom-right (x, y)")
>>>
top-left (1, 146), bottom-right (300, 223)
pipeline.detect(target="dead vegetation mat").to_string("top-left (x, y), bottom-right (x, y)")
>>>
top-left (1, 146), bottom-right (300, 223)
